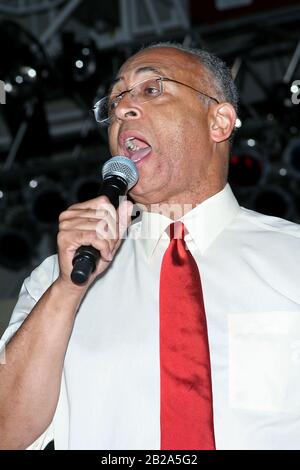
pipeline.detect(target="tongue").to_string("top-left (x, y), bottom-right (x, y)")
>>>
top-left (129, 137), bottom-right (152, 163)
top-left (130, 146), bottom-right (152, 163)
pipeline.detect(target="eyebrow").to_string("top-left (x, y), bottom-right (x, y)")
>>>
top-left (111, 66), bottom-right (163, 89)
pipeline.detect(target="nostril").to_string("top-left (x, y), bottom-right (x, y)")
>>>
top-left (125, 110), bottom-right (138, 117)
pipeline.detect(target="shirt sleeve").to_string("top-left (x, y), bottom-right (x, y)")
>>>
top-left (26, 425), bottom-right (54, 450)
top-left (1, 255), bottom-right (59, 345)
top-left (1, 254), bottom-right (59, 450)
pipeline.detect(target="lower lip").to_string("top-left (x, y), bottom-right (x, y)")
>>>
top-left (130, 147), bottom-right (153, 166)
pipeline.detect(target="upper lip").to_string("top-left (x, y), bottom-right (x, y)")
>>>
top-left (118, 130), bottom-right (151, 156)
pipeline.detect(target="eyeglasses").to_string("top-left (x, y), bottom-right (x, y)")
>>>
top-left (93, 76), bottom-right (220, 126)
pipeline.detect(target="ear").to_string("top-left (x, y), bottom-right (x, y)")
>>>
top-left (210, 103), bottom-right (236, 143)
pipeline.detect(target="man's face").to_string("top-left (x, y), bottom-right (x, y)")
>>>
top-left (108, 47), bottom-right (219, 206)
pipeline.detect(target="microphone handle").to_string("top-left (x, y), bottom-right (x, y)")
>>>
top-left (70, 176), bottom-right (127, 285)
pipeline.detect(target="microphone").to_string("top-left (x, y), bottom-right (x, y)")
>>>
top-left (70, 156), bottom-right (139, 285)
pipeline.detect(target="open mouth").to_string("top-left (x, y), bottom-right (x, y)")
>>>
top-left (121, 134), bottom-right (152, 164)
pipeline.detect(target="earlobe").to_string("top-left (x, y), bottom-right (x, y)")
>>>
top-left (210, 103), bottom-right (236, 143)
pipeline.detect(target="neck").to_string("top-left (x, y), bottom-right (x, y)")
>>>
top-left (136, 181), bottom-right (227, 220)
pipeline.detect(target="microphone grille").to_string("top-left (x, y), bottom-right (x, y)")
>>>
top-left (102, 156), bottom-right (139, 190)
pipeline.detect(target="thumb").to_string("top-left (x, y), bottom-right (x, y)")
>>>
top-left (118, 199), bottom-right (134, 239)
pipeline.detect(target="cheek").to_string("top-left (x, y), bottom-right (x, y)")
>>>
top-left (108, 127), bottom-right (118, 153)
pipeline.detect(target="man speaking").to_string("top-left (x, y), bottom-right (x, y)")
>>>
top-left (1, 42), bottom-right (300, 450)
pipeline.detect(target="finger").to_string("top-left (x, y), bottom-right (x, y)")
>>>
top-left (95, 220), bottom-right (115, 253)
top-left (67, 195), bottom-right (113, 211)
top-left (96, 216), bottom-right (117, 242)
top-left (58, 230), bottom-right (113, 262)
top-left (59, 217), bottom-right (102, 232)
top-left (59, 208), bottom-right (110, 222)
top-left (59, 210), bottom-right (117, 232)
top-left (105, 200), bottom-right (133, 257)
top-left (91, 238), bottom-right (113, 263)
top-left (117, 199), bottom-right (134, 240)
top-left (59, 218), bottom-right (116, 254)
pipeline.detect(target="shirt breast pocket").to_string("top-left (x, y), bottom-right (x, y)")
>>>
top-left (228, 312), bottom-right (300, 413)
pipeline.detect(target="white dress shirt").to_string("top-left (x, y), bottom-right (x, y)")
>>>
top-left (2, 184), bottom-right (300, 450)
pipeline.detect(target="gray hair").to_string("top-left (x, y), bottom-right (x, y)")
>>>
top-left (139, 41), bottom-right (239, 113)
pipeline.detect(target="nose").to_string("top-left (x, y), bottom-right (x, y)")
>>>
top-left (114, 93), bottom-right (143, 122)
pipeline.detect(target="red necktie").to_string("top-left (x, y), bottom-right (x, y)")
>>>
top-left (159, 222), bottom-right (215, 450)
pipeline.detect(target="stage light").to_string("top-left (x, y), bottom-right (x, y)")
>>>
top-left (266, 81), bottom-right (300, 133)
top-left (250, 185), bottom-right (295, 220)
top-left (60, 31), bottom-right (126, 109)
top-left (235, 118), bottom-right (242, 129)
top-left (269, 82), bottom-right (294, 110)
top-left (61, 33), bottom-right (98, 87)
top-left (70, 176), bottom-right (101, 204)
top-left (4, 65), bottom-right (39, 101)
top-left (29, 179), bottom-right (38, 189)
top-left (24, 178), bottom-right (68, 227)
top-left (0, 207), bottom-right (40, 270)
top-left (28, 68), bottom-right (37, 78)
top-left (73, 45), bottom-right (96, 83)
top-left (279, 168), bottom-right (288, 177)
top-left (0, 228), bottom-right (32, 270)
top-left (0, 20), bottom-right (52, 162)
top-left (4, 82), bottom-right (13, 93)
top-left (0, 189), bottom-right (7, 214)
top-left (75, 60), bottom-right (84, 69)
top-left (284, 138), bottom-right (300, 179)
top-left (229, 144), bottom-right (268, 189)
top-left (0, 21), bottom-right (49, 101)
top-left (290, 83), bottom-right (299, 95)
top-left (32, 187), bottom-right (67, 226)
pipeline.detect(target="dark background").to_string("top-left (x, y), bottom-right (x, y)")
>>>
top-left (0, 0), bottom-right (300, 311)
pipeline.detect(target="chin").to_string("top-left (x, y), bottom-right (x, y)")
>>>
top-left (129, 173), bottom-right (173, 205)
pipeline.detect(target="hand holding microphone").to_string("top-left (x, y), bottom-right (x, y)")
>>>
top-left (57, 156), bottom-right (138, 289)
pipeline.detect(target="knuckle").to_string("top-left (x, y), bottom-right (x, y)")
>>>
top-left (58, 210), bottom-right (68, 223)
top-left (94, 238), bottom-right (109, 254)
top-left (97, 195), bottom-right (110, 204)
top-left (95, 209), bottom-right (107, 219)
top-left (96, 198), bottom-right (116, 214)
top-left (59, 220), bottom-right (68, 230)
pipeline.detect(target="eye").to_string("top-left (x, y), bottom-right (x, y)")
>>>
top-left (142, 82), bottom-right (161, 98)
top-left (108, 94), bottom-right (123, 111)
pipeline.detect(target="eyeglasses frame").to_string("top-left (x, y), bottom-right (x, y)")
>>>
top-left (93, 75), bottom-right (220, 126)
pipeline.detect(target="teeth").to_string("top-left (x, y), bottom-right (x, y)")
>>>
top-left (124, 137), bottom-right (140, 152)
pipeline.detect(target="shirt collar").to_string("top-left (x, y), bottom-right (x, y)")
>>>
top-left (137, 183), bottom-right (240, 259)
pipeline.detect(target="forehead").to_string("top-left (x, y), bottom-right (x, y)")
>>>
top-left (115, 47), bottom-right (207, 86)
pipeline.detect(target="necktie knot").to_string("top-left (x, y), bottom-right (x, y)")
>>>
top-left (167, 221), bottom-right (185, 241)
top-left (166, 222), bottom-right (188, 265)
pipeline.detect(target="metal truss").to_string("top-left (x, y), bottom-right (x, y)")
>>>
top-left (90, 0), bottom-right (190, 49)
top-left (2, 1), bottom-right (300, 293)
top-left (1, 2), bottom-right (300, 154)
top-left (0, 0), bottom-right (190, 159)
top-left (0, 0), bottom-right (190, 50)
top-left (0, 0), bottom-right (67, 16)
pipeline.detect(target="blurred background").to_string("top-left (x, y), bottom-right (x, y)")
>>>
top-left (1, 0), bottom-right (300, 333)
